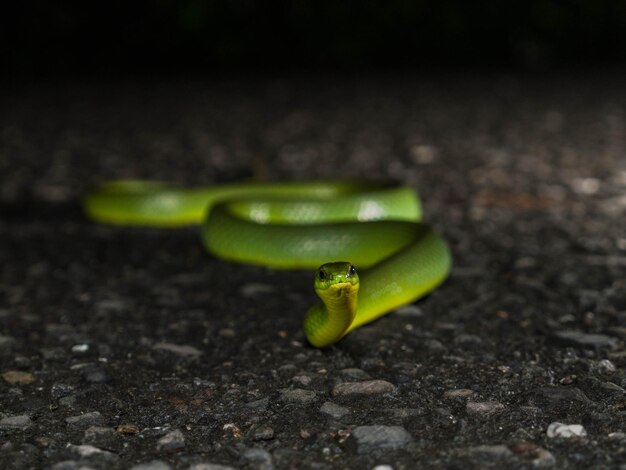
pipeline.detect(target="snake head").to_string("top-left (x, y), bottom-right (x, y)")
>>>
top-left (314, 262), bottom-right (359, 292)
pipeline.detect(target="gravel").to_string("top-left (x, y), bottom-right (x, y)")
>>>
top-left (319, 401), bottom-right (350, 419)
top-left (465, 401), bottom-right (506, 416)
top-left (347, 425), bottom-right (413, 453)
top-left (65, 411), bottom-right (105, 429)
top-left (278, 388), bottom-right (317, 404)
top-left (332, 380), bottom-right (396, 397)
top-left (553, 329), bottom-right (620, 349)
top-left (0, 415), bottom-right (32, 431)
top-left (546, 422), bottom-right (588, 438)
top-left (1, 370), bottom-right (34, 385)
top-left (156, 429), bottom-right (186, 453)
top-left (1, 73), bottom-right (626, 468)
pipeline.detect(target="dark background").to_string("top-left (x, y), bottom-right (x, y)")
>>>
top-left (4, 0), bottom-right (626, 77)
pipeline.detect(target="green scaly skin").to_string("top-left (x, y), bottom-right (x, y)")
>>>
top-left (83, 180), bottom-right (452, 348)
top-left (304, 262), bottom-right (360, 347)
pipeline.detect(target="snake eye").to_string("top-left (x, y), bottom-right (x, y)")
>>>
top-left (348, 265), bottom-right (356, 277)
top-left (318, 269), bottom-right (327, 280)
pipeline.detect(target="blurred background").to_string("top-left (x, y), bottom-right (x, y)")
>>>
top-left (3, 0), bottom-right (626, 77)
top-left (1, 1), bottom-right (625, 201)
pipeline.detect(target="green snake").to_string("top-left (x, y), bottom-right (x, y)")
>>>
top-left (83, 180), bottom-right (451, 347)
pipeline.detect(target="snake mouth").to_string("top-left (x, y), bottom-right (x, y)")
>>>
top-left (315, 280), bottom-right (358, 296)
top-left (327, 282), bottom-right (358, 298)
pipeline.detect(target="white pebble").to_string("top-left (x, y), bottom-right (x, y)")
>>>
top-left (72, 344), bottom-right (90, 353)
top-left (547, 422), bottom-right (587, 438)
top-left (595, 359), bottom-right (617, 373)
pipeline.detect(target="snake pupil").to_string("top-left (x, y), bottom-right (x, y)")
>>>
top-left (348, 265), bottom-right (356, 277)
top-left (319, 270), bottom-right (326, 280)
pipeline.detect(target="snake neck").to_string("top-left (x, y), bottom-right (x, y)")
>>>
top-left (304, 283), bottom-right (359, 348)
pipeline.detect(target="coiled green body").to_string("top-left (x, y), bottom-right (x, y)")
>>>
top-left (84, 180), bottom-right (451, 347)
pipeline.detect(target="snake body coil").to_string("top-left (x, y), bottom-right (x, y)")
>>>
top-left (84, 180), bottom-right (451, 347)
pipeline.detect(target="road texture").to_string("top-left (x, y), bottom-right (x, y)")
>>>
top-left (1, 73), bottom-right (626, 469)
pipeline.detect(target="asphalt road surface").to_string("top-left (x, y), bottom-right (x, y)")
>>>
top-left (1, 72), bottom-right (626, 469)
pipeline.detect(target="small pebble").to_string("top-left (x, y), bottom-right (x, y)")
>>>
top-left (360, 357), bottom-right (387, 369)
top-left (83, 426), bottom-right (118, 450)
top-left (218, 328), bottom-right (236, 338)
top-left (65, 411), bottom-right (104, 429)
top-left (320, 401), bottom-right (350, 418)
top-left (153, 342), bottom-right (202, 357)
top-left (533, 387), bottom-right (590, 407)
top-left (291, 375), bottom-right (313, 386)
top-left (594, 359), bottom-right (617, 373)
top-left (466, 401), bottom-right (505, 415)
top-left (394, 305), bottom-right (423, 317)
top-left (443, 388), bottom-right (474, 399)
top-left (223, 423), bottom-right (243, 439)
top-left (81, 366), bottom-right (110, 384)
top-left (240, 283), bottom-right (276, 297)
top-left (332, 380), bottom-right (396, 397)
top-left (0, 415), bottom-right (32, 430)
top-left (424, 339), bottom-right (446, 351)
top-left (251, 426), bottom-right (274, 441)
top-left (2, 371), bottom-right (35, 385)
top-left (58, 395), bottom-right (78, 407)
top-left (71, 343), bottom-right (91, 355)
top-left (347, 425), bottom-right (412, 453)
top-left (546, 422), bottom-right (587, 438)
top-left (51, 383), bottom-right (75, 400)
top-left (409, 144), bottom-right (438, 164)
top-left (241, 447), bottom-right (273, 464)
top-left (116, 423), bottom-right (140, 435)
top-left (95, 298), bottom-right (129, 313)
top-left (454, 334), bottom-right (483, 345)
top-left (279, 388), bottom-right (316, 404)
top-left (467, 444), bottom-right (513, 459)
top-left (553, 330), bottom-right (618, 350)
top-left (66, 444), bottom-right (120, 461)
top-left (156, 429), bottom-right (186, 453)
top-left (245, 397), bottom-right (269, 411)
top-left (278, 364), bottom-right (297, 375)
top-left (193, 377), bottom-right (215, 387)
